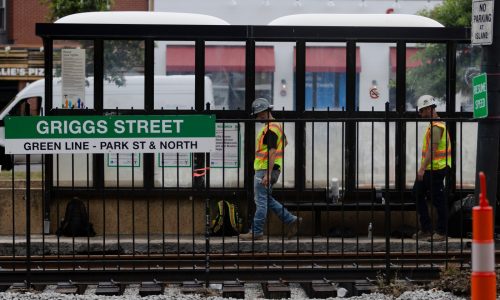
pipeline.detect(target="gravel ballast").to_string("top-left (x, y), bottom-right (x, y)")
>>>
top-left (0, 286), bottom-right (479, 300)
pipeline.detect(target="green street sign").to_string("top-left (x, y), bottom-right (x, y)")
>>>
top-left (5, 115), bottom-right (216, 154)
top-left (472, 73), bottom-right (488, 119)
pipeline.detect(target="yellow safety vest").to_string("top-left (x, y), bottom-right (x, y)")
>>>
top-left (421, 121), bottom-right (452, 171)
top-left (254, 122), bottom-right (285, 171)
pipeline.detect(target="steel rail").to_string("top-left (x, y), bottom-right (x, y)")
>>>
top-left (0, 251), bottom-right (478, 267)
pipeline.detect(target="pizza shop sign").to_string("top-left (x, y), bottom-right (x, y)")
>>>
top-left (0, 67), bottom-right (44, 78)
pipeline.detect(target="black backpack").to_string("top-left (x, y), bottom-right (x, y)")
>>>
top-left (210, 200), bottom-right (240, 237)
top-left (448, 194), bottom-right (475, 238)
top-left (56, 197), bottom-right (96, 237)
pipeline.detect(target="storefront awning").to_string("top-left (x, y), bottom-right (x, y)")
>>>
top-left (166, 45), bottom-right (275, 72)
top-left (389, 47), bottom-right (423, 72)
top-left (294, 47), bottom-right (361, 72)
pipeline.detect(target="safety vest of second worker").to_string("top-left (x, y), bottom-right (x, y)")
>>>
top-left (421, 121), bottom-right (452, 170)
top-left (254, 122), bottom-right (287, 171)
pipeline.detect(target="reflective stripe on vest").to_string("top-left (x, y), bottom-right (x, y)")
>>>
top-left (254, 122), bottom-right (285, 170)
top-left (421, 121), bottom-right (452, 170)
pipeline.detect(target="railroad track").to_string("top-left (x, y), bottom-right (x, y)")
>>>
top-left (0, 251), bottom-right (476, 266)
top-left (0, 251), bottom-right (486, 284)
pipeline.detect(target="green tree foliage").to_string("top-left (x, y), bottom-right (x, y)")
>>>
top-left (405, 0), bottom-right (479, 109)
top-left (40, 0), bottom-right (112, 21)
top-left (103, 40), bottom-right (145, 86)
top-left (419, 0), bottom-right (472, 27)
top-left (406, 44), bottom-right (447, 106)
top-left (40, 0), bottom-right (144, 86)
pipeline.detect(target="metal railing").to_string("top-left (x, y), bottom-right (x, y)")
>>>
top-left (0, 23), bottom-right (481, 284)
top-left (0, 111), bottom-right (478, 283)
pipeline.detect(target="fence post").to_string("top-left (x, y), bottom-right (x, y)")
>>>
top-left (205, 152), bottom-right (211, 287)
top-left (205, 196), bottom-right (210, 287)
top-left (25, 154), bottom-right (31, 287)
top-left (384, 102), bottom-right (391, 283)
top-left (471, 171), bottom-right (496, 300)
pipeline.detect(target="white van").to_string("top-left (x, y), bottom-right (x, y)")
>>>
top-left (0, 75), bottom-right (214, 168)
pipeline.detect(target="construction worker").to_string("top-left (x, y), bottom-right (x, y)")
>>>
top-left (412, 95), bottom-right (452, 242)
top-left (240, 98), bottom-right (302, 241)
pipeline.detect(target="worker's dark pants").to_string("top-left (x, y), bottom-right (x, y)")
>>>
top-left (413, 168), bottom-right (448, 234)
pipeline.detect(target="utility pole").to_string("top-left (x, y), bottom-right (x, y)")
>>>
top-left (474, 0), bottom-right (500, 224)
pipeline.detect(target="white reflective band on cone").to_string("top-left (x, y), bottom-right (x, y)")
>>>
top-left (472, 243), bottom-right (495, 272)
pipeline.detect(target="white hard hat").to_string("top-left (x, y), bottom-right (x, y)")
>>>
top-left (417, 95), bottom-right (437, 110)
top-left (251, 98), bottom-right (273, 115)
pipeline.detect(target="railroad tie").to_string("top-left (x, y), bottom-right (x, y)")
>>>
top-left (262, 280), bottom-right (290, 299)
top-left (139, 281), bottom-right (164, 296)
top-left (6, 282), bottom-right (34, 293)
top-left (181, 279), bottom-right (204, 294)
top-left (222, 280), bottom-right (245, 299)
top-left (95, 281), bottom-right (122, 296)
top-left (353, 279), bottom-right (377, 296)
top-left (302, 279), bottom-right (337, 299)
top-left (55, 281), bottom-right (82, 294)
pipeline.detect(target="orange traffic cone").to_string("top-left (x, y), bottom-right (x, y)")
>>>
top-left (471, 171), bottom-right (496, 300)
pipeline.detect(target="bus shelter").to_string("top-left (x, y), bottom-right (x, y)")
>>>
top-left (0, 12), bottom-right (475, 283)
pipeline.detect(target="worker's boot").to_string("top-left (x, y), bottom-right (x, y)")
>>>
top-left (286, 217), bottom-right (302, 239)
top-left (239, 232), bottom-right (264, 241)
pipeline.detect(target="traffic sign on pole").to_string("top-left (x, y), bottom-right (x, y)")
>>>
top-left (472, 0), bottom-right (494, 45)
top-left (473, 73), bottom-right (489, 119)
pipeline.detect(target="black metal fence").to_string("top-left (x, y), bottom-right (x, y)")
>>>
top-left (0, 22), bottom-right (482, 284)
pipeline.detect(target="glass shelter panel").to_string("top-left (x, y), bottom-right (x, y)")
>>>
top-left (162, 41), bottom-right (196, 109)
top-left (102, 40), bottom-right (145, 187)
top-left (406, 43), bottom-right (446, 112)
top-left (358, 43), bottom-right (395, 111)
top-left (204, 42), bottom-right (246, 110)
top-left (272, 42), bottom-right (295, 111)
top-left (164, 41), bottom-right (245, 110)
top-left (255, 42), bottom-right (275, 107)
top-left (103, 40), bottom-right (145, 110)
top-left (455, 44), bottom-right (482, 112)
top-left (357, 122), bottom-right (396, 189)
top-left (456, 122), bottom-right (477, 189)
top-left (305, 122), bottom-right (344, 189)
top-left (406, 122), bottom-right (426, 188)
top-left (304, 43), bottom-right (349, 111)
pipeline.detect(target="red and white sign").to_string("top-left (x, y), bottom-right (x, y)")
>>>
top-left (369, 87), bottom-right (380, 99)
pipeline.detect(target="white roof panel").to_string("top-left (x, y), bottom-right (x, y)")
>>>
top-left (56, 11), bottom-right (230, 25)
top-left (268, 14), bottom-right (443, 27)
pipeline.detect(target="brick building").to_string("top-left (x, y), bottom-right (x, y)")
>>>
top-left (0, 0), bottom-right (150, 110)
